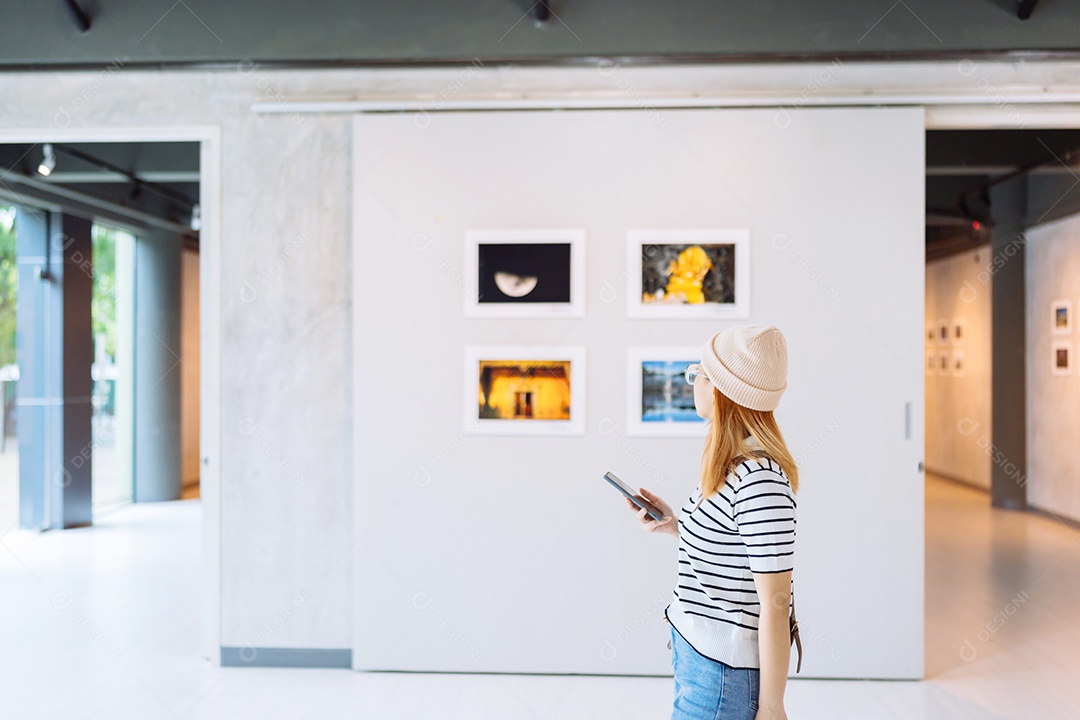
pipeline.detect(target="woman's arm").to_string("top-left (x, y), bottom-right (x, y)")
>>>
top-left (751, 570), bottom-right (792, 720)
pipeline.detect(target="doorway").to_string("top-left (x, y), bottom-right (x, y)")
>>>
top-left (922, 124), bottom-right (1080, 685)
top-left (0, 127), bottom-right (222, 662)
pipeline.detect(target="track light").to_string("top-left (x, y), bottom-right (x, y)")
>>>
top-left (38, 143), bottom-right (56, 177)
top-left (190, 203), bottom-right (201, 231)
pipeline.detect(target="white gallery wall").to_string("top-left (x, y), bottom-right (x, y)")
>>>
top-left (924, 248), bottom-right (992, 489)
top-left (353, 107), bottom-right (926, 678)
top-left (1026, 212), bottom-right (1080, 524)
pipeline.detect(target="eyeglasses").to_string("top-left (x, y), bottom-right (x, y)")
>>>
top-left (685, 363), bottom-right (708, 386)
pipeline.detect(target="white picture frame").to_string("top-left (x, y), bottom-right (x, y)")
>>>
top-left (625, 347), bottom-right (709, 437)
top-left (463, 228), bottom-right (585, 318)
top-left (1052, 340), bottom-right (1072, 377)
top-left (926, 322), bottom-right (938, 347)
top-left (464, 345), bottom-right (586, 435)
top-left (951, 317), bottom-right (966, 347)
top-left (951, 348), bottom-right (966, 377)
top-left (1051, 299), bottom-right (1072, 336)
top-left (937, 350), bottom-right (950, 377)
top-left (626, 228), bottom-right (750, 320)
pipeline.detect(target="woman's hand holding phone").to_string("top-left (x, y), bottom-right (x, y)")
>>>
top-left (625, 487), bottom-right (677, 538)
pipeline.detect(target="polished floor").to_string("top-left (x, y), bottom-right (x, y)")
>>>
top-left (0, 473), bottom-right (1078, 719)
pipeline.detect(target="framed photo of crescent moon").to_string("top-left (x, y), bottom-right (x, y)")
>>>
top-left (464, 228), bottom-right (585, 318)
top-left (627, 228), bottom-right (750, 320)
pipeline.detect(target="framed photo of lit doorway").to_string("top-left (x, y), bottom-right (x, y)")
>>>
top-left (464, 346), bottom-right (586, 435)
top-left (626, 228), bottom-right (750, 320)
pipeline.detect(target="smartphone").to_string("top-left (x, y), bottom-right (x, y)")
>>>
top-left (604, 471), bottom-right (666, 522)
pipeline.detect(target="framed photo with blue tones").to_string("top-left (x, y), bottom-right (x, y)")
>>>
top-left (626, 347), bottom-right (708, 437)
top-left (1051, 299), bottom-right (1071, 336)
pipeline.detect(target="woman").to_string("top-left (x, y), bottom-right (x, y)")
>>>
top-left (626, 325), bottom-right (798, 720)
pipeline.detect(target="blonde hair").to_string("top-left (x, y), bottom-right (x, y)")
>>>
top-left (693, 387), bottom-right (799, 511)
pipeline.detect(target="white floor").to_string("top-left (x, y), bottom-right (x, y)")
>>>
top-left (1, 475), bottom-right (1078, 719)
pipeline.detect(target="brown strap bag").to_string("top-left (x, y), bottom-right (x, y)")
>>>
top-left (789, 586), bottom-right (803, 673)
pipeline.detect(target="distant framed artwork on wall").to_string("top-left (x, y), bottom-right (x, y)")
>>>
top-left (464, 346), bottom-right (586, 435)
top-left (464, 229), bottom-right (585, 318)
top-left (951, 317), bottom-right (966, 346)
top-left (1051, 299), bottom-right (1072, 336)
top-left (938, 318), bottom-right (949, 344)
top-left (937, 350), bottom-right (950, 377)
top-left (926, 353), bottom-right (935, 374)
top-left (1052, 340), bottom-right (1072, 377)
top-left (625, 347), bottom-right (708, 437)
top-left (627, 228), bottom-right (750, 319)
top-left (951, 349), bottom-right (966, 377)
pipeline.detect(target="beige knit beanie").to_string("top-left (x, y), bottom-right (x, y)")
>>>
top-left (700, 325), bottom-right (788, 411)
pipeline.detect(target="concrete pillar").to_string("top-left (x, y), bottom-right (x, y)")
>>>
top-left (133, 228), bottom-right (183, 502)
top-left (988, 176), bottom-right (1027, 510)
top-left (16, 209), bottom-right (94, 529)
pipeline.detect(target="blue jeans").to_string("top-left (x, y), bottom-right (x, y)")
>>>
top-left (670, 625), bottom-right (759, 720)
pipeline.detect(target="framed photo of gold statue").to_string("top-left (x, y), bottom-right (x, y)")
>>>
top-left (626, 228), bottom-right (750, 319)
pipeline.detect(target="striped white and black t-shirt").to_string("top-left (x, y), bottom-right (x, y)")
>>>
top-left (664, 455), bottom-right (796, 670)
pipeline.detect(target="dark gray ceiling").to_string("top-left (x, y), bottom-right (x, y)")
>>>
top-left (926, 129), bottom-right (1080, 257)
top-left (0, 142), bottom-right (200, 238)
top-left (926, 130), bottom-right (1080, 222)
top-left (0, 0), bottom-right (1078, 69)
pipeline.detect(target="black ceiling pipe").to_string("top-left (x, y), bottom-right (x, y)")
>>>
top-left (51, 143), bottom-right (197, 209)
top-left (956, 143), bottom-right (1080, 219)
top-left (63, 0), bottom-right (92, 32)
top-left (533, 0), bottom-right (551, 24)
top-left (1017, 0), bottom-right (1038, 20)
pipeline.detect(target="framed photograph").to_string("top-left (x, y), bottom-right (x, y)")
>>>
top-left (626, 348), bottom-right (708, 437)
top-left (926, 353), bottom-right (935, 374)
top-left (951, 349), bottom-right (966, 377)
top-left (952, 317), bottom-right (966, 346)
top-left (1052, 340), bottom-right (1072, 377)
top-left (938, 319), bottom-right (949, 344)
top-left (464, 346), bottom-right (586, 435)
top-left (627, 228), bottom-right (750, 319)
top-left (1052, 299), bottom-right (1072, 336)
top-left (464, 229), bottom-right (585, 318)
top-left (926, 323), bottom-right (938, 347)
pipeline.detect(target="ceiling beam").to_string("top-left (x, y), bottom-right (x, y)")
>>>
top-left (926, 165), bottom-right (1080, 176)
top-left (0, 167), bottom-right (197, 237)
top-left (38, 171), bottom-right (201, 184)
